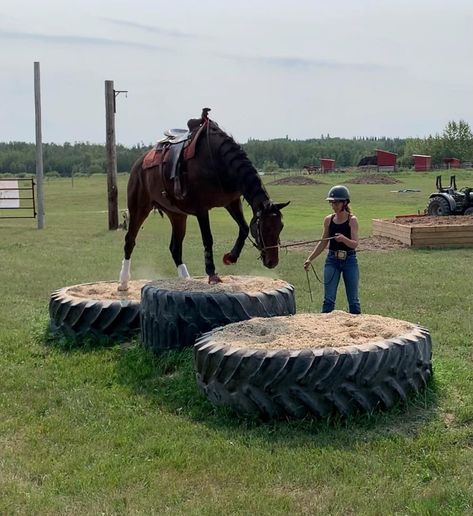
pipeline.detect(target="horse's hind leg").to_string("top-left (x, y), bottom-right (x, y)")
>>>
top-left (223, 199), bottom-right (249, 265)
top-left (168, 213), bottom-right (190, 279)
top-left (118, 207), bottom-right (151, 291)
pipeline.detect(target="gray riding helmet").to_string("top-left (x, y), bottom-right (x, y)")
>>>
top-left (326, 185), bottom-right (350, 202)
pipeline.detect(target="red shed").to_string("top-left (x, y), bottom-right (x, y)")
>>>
top-left (320, 158), bottom-right (335, 172)
top-left (376, 149), bottom-right (397, 171)
top-left (443, 157), bottom-right (461, 169)
top-left (413, 154), bottom-right (431, 171)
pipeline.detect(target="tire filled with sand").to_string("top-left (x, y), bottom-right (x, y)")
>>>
top-left (140, 275), bottom-right (295, 352)
top-left (49, 280), bottom-right (147, 340)
top-left (194, 311), bottom-right (432, 420)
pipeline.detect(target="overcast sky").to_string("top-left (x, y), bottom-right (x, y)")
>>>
top-left (1, 0), bottom-right (472, 146)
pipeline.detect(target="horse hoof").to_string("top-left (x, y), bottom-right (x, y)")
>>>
top-left (117, 284), bottom-right (129, 291)
top-left (223, 253), bottom-right (237, 265)
top-left (208, 275), bottom-right (222, 284)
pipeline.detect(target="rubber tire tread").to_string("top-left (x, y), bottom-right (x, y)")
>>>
top-left (427, 196), bottom-right (451, 216)
top-left (140, 284), bottom-right (295, 352)
top-left (194, 326), bottom-right (432, 420)
top-left (49, 286), bottom-right (141, 340)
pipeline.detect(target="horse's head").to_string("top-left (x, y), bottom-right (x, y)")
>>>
top-left (250, 201), bottom-right (290, 268)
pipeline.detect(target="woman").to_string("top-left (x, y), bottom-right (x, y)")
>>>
top-left (303, 185), bottom-right (361, 314)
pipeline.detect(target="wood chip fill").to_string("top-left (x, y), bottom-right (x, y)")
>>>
top-left (209, 311), bottom-right (416, 350)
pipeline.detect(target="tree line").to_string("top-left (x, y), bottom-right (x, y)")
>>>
top-left (1, 120), bottom-right (471, 177)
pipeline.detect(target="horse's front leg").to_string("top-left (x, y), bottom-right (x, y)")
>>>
top-left (196, 211), bottom-right (221, 284)
top-left (223, 198), bottom-right (249, 265)
top-left (169, 213), bottom-right (190, 279)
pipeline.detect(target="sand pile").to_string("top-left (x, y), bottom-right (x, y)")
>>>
top-left (67, 276), bottom-right (289, 300)
top-left (210, 311), bottom-right (415, 350)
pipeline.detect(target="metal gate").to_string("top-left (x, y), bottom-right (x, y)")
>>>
top-left (0, 178), bottom-right (36, 219)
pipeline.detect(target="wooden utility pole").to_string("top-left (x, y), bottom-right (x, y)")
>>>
top-left (34, 61), bottom-right (45, 229)
top-left (105, 80), bottom-right (118, 230)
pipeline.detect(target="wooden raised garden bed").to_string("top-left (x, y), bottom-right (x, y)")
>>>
top-left (372, 215), bottom-right (473, 247)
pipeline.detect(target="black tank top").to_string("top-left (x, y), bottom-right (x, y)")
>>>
top-left (328, 214), bottom-right (352, 251)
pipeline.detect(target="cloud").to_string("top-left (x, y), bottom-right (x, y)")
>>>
top-left (218, 53), bottom-right (399, 73)
top-left (0, 29), bottom-right (169, 51)
top-left (99, 17), bottom-right (199, 39)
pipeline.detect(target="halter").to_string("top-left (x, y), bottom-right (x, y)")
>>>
top-left (249, 209), bottom-right (266, 252)
top-left (249, 207), bottom-right (283, 255)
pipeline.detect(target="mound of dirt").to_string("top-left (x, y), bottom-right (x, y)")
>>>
top-left (67, 276), bottom-right (290, 300)
top-left (146, 275), bottom-right (289, 293)
top-left (211, 311), bottom-right (415, 350)
top-left (347, 174), bottom-right (401, 185)
top-left (68, 280), bottom-right (149, 301)
top-left (392, 215), bottom-right (473, 226)
top-left (269, 176), bottom-right (325, 186)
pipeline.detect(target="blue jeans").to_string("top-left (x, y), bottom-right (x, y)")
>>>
top-left (322, 252), bottom-right (361, 314)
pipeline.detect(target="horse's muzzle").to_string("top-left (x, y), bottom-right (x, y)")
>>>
top-left (263, 254), bottom-right (278, 269)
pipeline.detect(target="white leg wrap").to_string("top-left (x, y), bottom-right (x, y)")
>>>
top-left (177, 264), bottom-right (190, 279)
top-left (118, 258), bottom-right (131, 290)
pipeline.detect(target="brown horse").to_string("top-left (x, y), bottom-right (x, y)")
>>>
top-left (118, 118), bottom-right (289, 290)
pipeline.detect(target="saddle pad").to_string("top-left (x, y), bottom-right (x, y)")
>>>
top-left (143, 149), bottom-right (165, 170)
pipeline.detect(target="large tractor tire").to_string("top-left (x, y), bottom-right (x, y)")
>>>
top-left (49, 282), bottom-right (141, 341)
top-left (194, 318), bottom-right (432, 420)
top-left (140, 278), bottom-right (295, 353)
top-left (463, 207), bottom-right (473, 215)
top-left (427, 196), bottom-right (451, 216)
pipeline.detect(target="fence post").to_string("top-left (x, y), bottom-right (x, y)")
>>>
top-left (34, 62), bottom-right (45, 229)
top-left (105, 80), bottom-right (118, 230)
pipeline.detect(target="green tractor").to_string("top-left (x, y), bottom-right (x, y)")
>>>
top-left (427, 175), bottom-right (473, 216)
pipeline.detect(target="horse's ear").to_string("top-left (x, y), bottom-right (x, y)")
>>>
top-left (274, 201), bottom-right (290, 211)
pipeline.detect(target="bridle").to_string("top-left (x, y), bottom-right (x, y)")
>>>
top-left (249, 208), bottom-right (282, 255)
top-left (249, 208), bottom-right (336, 254)
top-left (249, 210), bottom-right (267, 254)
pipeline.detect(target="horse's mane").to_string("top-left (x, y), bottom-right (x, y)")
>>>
top-left (208, 121), bottom-right (269, 208)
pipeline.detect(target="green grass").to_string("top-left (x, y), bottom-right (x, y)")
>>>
top-left (1, 170), bottom-right (473, 514)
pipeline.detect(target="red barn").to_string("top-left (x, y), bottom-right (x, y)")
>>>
top-left (320, 158), bottom-right (335, 172)
top-left (413, 154), bottom-right (431, 171)
top-left (444, 157), bottom-right (461, 169)
top-left (376, 149), bottom-right (397, 171)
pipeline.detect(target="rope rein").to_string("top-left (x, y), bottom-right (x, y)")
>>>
top-left (263, 236), bottom-right (336, 251)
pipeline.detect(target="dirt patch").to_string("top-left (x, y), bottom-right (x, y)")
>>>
top-left (68, 280), bottom-right (149, 300)
top-left (268, 176), bottom-right (325, 186)
top-left (67, 276), bottom-right (290, 300)
top-left (211, 311), bottom-right (415, 350)
top-left (357, 236), bottom-right (409, 251)
top-left (146, 276), bottom-right (290, 293)
top-left (392, 215), bottom-right (473, 226)
top-left (347, 174), bottom-right (401, 185)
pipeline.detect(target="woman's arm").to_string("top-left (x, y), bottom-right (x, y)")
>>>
top-left (334, 216), bottom-right (359, 249)
top-left (304, 216), bottom-right (331, 269)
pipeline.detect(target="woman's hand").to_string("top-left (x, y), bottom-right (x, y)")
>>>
top-left (334, 233), bottom-right (346, 243)
top-left (303, 259), bottom-right (312, 271)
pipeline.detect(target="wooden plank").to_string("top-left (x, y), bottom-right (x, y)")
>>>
top-left (411, 225), bottom-right (473, 234)
top-left (373, 219), bottom-right (411, 232)
top-left (412, 236), bottom-right (473, 244)
top-left (412, 242), bottom-right (473, 248)
top-left (412, 230), bottom-right (473, 238)
top-left (373, 224), bottom-right (409, 239)
top-left (372, 221), bottom-right (412, 244)
top-left (373, 226), bottom-right (410, 239)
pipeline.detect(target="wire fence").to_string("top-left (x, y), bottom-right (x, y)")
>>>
top-left (0, 178), bottom-right (36, 219)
